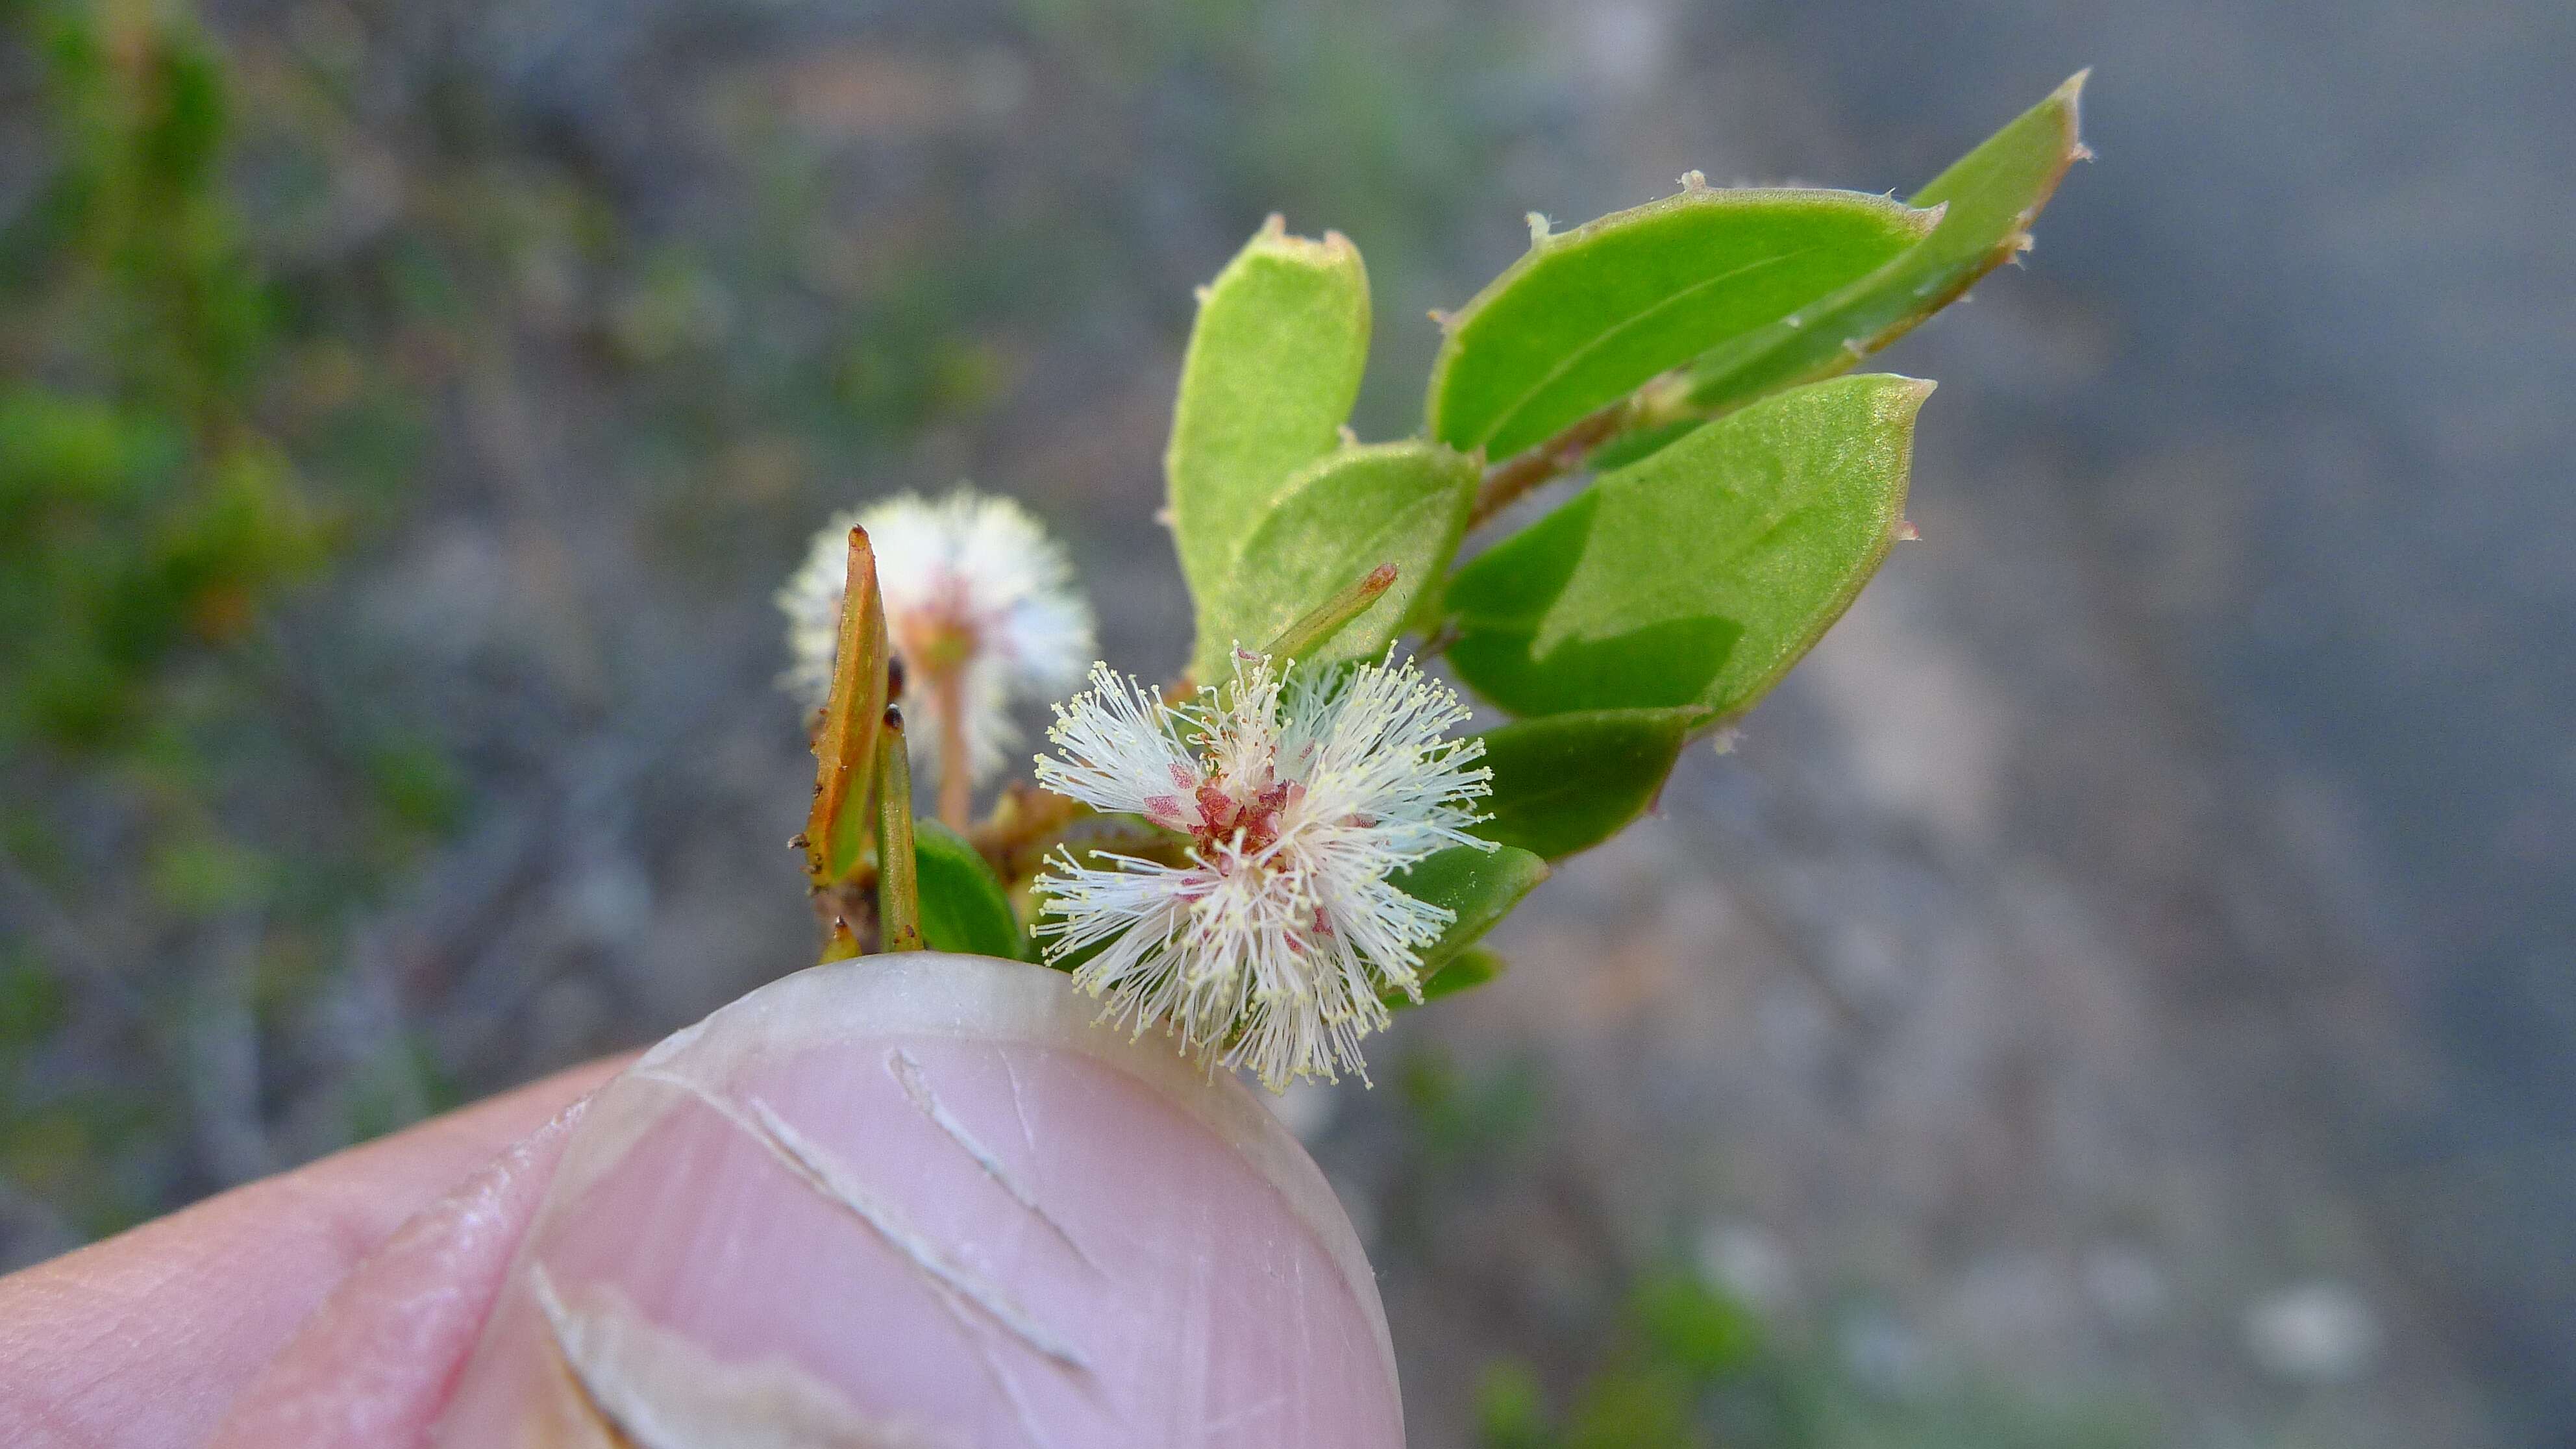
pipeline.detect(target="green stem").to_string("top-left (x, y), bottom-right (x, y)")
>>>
top-left (874, 710), bottom-right (925, 952)
top-left (1262, 561), bottom-right (1397, 662)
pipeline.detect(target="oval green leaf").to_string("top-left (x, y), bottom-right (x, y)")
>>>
top-left (1445, 373), bottom-right (1927, 721)
top-left (1385, 946), bottom-right (1507, 1011)
top-left (1426, 188), bottom-right (1937, 460)
top-left (1194, 440), bottom-right (1477, 682)
top-left (913, 819), bottom-right (1027, 961)
top-left (1475, 706), bottom-right (1705, 860)
top-left (1391, 843), bottom-right (1548, 976)
top-left (1167, 217), bottom-right (1370, 630)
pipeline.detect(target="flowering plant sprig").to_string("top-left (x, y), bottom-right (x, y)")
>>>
top-left (780, 77), bottom-right (2087, 1086)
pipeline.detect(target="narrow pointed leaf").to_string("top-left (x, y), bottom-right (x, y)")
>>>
top-left (1393, 843), bottom-right (1548, 974)
top-left (802, 528), bottom-right (889, 891)
top-left (1195, 440), bottom-right (1476, 681)
top-left (1428, 188), bottom-right (1937, 460)
top-left (1670, 71), bottom-right (2088, 417)
top-left (1446, 374), bottom-right (1927, 721)
top-left (873, 719), bottom-right (924, 953)
top-left (1262, 562), bottom-right (1398, 664)
top-left (1475, 706), bottom-right (1705, 859)
top-left (1167, 217), bottom-right (1370, 647)
top-left (913, 819), bottom-right (1026, 961)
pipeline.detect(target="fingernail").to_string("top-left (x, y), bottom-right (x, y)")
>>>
top-left (432, 954), bottom-right (1402, 1447)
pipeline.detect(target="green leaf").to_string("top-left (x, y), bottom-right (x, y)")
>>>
top-left (1428, 188), bottom-right (1937, 460)
top-left (1384, 945), bottom-right (1507, 1011)
top-left (912, 820), bottom-right (1026, 961)
top-left (1445, 374), bottom-right (1927, 720)
top-left (1670, 71), bottom-right (2088, 417)
top-left (1475, 707), bottom-right (1704, 859)
top-left (1423, 946), bottom-right (1505, 1002)
top-left (1167, 217), bottom-right (1370, 638)
top-left (1392, 843), bottom-right (1548, 974)
top-left (1194, 440), bottom-right (1476, 682)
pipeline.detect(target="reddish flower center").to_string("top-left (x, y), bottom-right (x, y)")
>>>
top-left (1193, 776), bottom-right (1296, 860)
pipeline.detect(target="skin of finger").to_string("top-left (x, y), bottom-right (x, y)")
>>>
top-left (434, 954), bottom-right (1404, 1448)
top-left (0, 1056), bottom-right (625, 1449)
top-left (207, 1096), bottom-right (589, 1449)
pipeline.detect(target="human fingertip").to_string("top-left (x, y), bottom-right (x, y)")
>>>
top-left (433, 953), bottom-right (1402, 1447)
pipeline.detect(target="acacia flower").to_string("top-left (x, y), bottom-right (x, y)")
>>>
top-left (1032, 650), bottom-right (1494, 1089)
top-left (780, 488), bottom-right (1093, 824)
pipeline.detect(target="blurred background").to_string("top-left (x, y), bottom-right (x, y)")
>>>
top-left (3, 0), bottom-right (2570, 1443)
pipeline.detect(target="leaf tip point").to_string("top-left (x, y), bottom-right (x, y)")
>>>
top-left (1524, 211), bottom-right (1552, 246)
top-left (2054, 69), bottom-right (2091, 142)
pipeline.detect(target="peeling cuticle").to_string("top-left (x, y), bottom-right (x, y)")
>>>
top-left (529, 1263), bottom-right (948, 1448)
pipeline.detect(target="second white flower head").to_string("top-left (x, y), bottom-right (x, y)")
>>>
top-left (779, 487), bottom-right (1093, 787)
top-left (1033, 650), bottom-right (1494, 1090)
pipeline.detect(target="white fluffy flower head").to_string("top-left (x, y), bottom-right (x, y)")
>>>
top-left (778, 488), bottom-right (1093, 787)
top-left (1032, 650), bottom-right (1494, 1089)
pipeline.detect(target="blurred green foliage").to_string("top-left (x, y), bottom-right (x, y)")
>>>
top-left (0, 0), bottom-right (1095, 1234)
top-left (1376, 1047), bottom-right (2152, 1448)
top-left (0, 0), bottom-right (322, 751)
top-left (1474, 1269), bottom-right (2157, 1449)
top-left (0, 0), bottom-right (453, 1229)
top-left (1394, 1042), bottom-right (1546, 1172)
top-left (1475, 1272), bottom-right (1766, 1449)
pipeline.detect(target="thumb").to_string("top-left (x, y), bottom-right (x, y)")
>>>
top-left (219, 953), bottom-right (1402, 1448)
